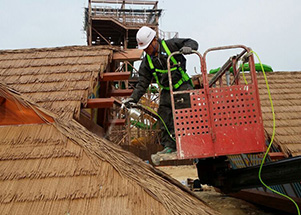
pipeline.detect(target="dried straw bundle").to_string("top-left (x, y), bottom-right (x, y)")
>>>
top-left (0, 46), bottom-right (113, 120)
top-left (54, 117), bottom-right (218, 215)
top-left (0, 83), bottom-right (218, 214)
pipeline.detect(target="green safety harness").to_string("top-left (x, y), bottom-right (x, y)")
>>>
top-left (146, 40), bottom-right (191, 90)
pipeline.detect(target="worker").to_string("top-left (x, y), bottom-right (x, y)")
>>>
top-left (123, 26), bottom-right (198, 155)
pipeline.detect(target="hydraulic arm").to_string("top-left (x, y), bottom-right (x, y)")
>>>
top-left (200, 156), bottom-right (301, 193)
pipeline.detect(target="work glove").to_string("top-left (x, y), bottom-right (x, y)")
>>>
top-left (122, 97), bottom-right (135, 109)
top-left (180, 46), bottom-right (193, 55)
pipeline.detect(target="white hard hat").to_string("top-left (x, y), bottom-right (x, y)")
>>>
top-left (136, 26), bottom-right (156, 49)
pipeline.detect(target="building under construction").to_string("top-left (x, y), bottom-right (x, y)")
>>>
top-left (83, 0), bottom-right (180, 158)
top-left (85, 0), bottom-right (161, 48)
top-left (0, 0), bottom-right (301, 214)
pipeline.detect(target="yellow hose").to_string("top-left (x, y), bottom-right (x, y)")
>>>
top-left (252, 50), bottom-right (300, 215)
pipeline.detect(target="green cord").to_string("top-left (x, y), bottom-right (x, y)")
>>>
top-left (241, 62), bottom-right (249, 85)
top-left (140, 104), bottom-right (176, 142)
top-left (252, 50), bottom-right (300, 215)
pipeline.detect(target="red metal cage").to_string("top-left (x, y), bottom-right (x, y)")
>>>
top-left (168, 45), bottom-right (266, 159)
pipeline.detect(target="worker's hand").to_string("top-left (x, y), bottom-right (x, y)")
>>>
top-left (180, 46), bottom-right (192, 55)
top-left (122, 97), bottom-right (135, 109)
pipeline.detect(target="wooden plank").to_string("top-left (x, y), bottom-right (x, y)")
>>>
top-left (107, 119), bottom-right (126, 126)
top-left (113, 49), bottom-right (143, 61)
top-left (0, 96), bottom-right (54, 126)
top-left (111, 89), bottom-right (133, 97)
top-left (97, 77), bottom-right (109, 129)
top-left (92, 27), bottom-right (112, 46)
top-left (268, 152), bottom-right (286, 160)
top-left (100, 72), bottom-right (131, 81)
top-left (86, 98), bottom-right (115, 108)
top-left (91, 0), bottom-right (158, 6)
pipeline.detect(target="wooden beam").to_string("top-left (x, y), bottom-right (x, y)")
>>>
top-left (97, 79), bottom-right (110, 129)
top-left (268, 152), bottom-right (286, 160)
top-left (107, 118), bottom-right (126, 126)
top-left (86, 98), bottom-right (115, 108)
top-left (121, 0), bottom-right (125, 9)
top-left (88, 0), bottom-right (92, 46)
top-left (0, 96), bottom-right (54, 126)
top-left (91, 0), bottom-right (157, 6)
top-left (153, 1), bottom-right (158, 9)
top-left (100, 72), bottom-right (131, 81)
top-left (111, 89), bottom-right (133, 97)
top-left (113, 49), bottom-right (143, 61)
top-left (92, 27), bottom-right (112, 46)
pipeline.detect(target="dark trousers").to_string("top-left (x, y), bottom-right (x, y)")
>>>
top-left (157, 82), bottom-right (193, 149)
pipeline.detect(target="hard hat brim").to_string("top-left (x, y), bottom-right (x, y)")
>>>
top-left (137, 39), bottom-right (153, 50)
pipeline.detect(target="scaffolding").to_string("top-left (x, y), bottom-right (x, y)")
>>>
top-left (84, 1), bottom-right (182, 163)
top-left (85, 0), bottom-right (161, 48)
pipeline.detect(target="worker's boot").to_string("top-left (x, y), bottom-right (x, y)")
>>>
top-left (151, 147), bottom-right (176, 165)
top-left (156, 146), bottom-right (176, 154)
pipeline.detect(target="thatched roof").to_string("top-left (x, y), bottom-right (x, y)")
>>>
top-left (257, 71), bottom-right (301, 156)
top-left (0, 46), bottom-right (112, 119)
top-left (0, 83), bottom-right (218, 215)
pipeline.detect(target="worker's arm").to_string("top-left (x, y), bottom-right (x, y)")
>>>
top-left (130, 57), bottom-right (153, 103)
top-left (166, 38), bottom-right (199, 53)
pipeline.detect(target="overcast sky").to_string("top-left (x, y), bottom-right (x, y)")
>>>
top-left (0, 0), bottom-right (300, 72)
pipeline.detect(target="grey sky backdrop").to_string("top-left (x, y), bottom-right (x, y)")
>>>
top-left (1, 0), bottom-right (300, 73)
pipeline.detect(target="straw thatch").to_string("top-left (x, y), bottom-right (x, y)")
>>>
top-left (0, 83), bottom-right (218, 215)
top-left (0, 46), bottom-right (112, 119)
top-left (256, 71), bottom-right (301, 156)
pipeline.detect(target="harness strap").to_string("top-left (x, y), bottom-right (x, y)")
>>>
top-left (147, 40), bottom-right (191, 90)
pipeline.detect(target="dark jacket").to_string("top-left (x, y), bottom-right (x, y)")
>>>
top-left (131, 38), bottom-right (198, 103)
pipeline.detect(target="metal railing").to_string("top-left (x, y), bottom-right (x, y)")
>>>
top-left (158, 29), bottom-right (179, 39)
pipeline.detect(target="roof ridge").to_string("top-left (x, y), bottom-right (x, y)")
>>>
top-left (0, 45), bottom-right (120, 54)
